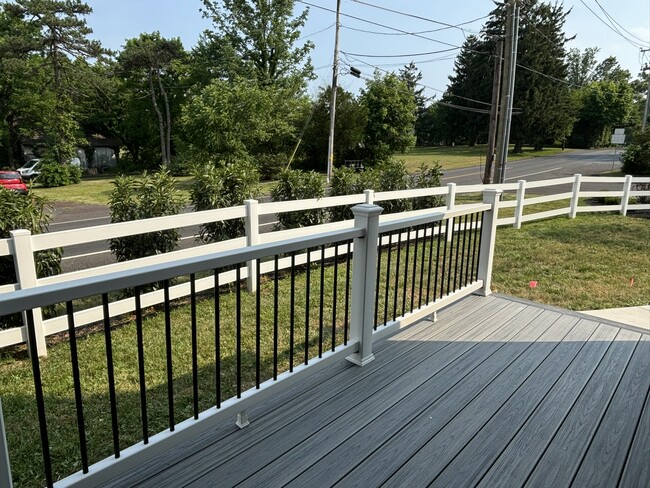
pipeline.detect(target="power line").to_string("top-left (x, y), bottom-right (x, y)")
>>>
top-left (579, 0), bottom-right (648, 49)
top-left (341, 47), bottom-right (459, 58)
top-left (349, 0), bottom-right (486, 34)
top-left (594, 0), bottom-right (650, 46)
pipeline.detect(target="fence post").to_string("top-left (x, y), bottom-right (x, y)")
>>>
top-left (514, 179), bottom-right (526, 229)
top-left (569, 174), bottom-right (582, 219)
top-left (347, 204), bottom-right (383, 366)
top-left (10, 229), bottom-right (46, 357)
top-left (476, 189), bottom-right (502, 297)
top-left (0, 399), bottom-right (12, 488)
top-left (446, 183), bottom-right (456, 242)
top-left (244, 199), bottom-right (259, 293)
top-left (364, 189), bottom-right (375, 204)
top-left (620, 174), bottom-right (633, 216)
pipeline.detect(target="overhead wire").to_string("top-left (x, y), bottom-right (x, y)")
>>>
top-left (579, 0), bottom-right (648, 49)
top-left (594, 0), bottom-right (650, 46)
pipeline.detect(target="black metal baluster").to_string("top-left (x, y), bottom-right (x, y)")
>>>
top-left (459, 214), bottom-right (469, 287)
top-left (393, 231), bottom-right (402, 321)
top-left (464, 215), bottom-right (474, 287)
top-left (440, 220), bottom-right (450, 299)
top-left (318, 245), bottom-right (326, 357)
top-left (164, 280), bottom-right (174, 431)
top-left (273, 256), bottom-right (279, 379)
top-left (383, 232), bottom-right (393, 326)
top-left (26, 310), bottom-right (52, 487)
top-left (290, 252), bottom-right (296, 371)
top-left (419, 224), bottom-right (427, 309)
top-left (374, 232), bottom-right (383, 330)
top-left (332, 243), bottom-right (339, 350)
top-left (402, 227), bottom-right (411, 316)
top-left (344, 241), bottom-right (351, 345)
top-left (410, 226), bottom-right (420, 312)
top-left (304, 248), bottom-right (311, 365)
top-left (236, 266), bottom-right (242, 398)
top-left (453, 215), bottom-right (463, 292)
top-left (134, 286), bottom-right (148, 443)
top-left (214, 271), bottom-right (221, 408)
top-left (434, 220), bottom-right (443, 300)
top-left (256, 259), bottom-right (261, 388)
top-left (102, 293), bottom-right (120, 457)
top-left (66, 301), bottom-right (88, 473)
top-left (425, 222), bottom-right (436, 304)
top-left (190, 275), bottom-right (198, 419)
top-left (473, 212), bottom-right (485, 281)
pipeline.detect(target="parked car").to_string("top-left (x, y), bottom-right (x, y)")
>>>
top-left (17, 158), bottom-right (41, 180)
top-left (0, 171), bottom-right (28, 194)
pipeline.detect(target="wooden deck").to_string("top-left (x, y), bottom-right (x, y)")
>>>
top-left (104, 294), bottom-right (650, 488)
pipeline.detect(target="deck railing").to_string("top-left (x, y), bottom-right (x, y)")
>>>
top-left (0, 174), bottom-right (648, 357)
top-left (0, 196), bottom-right (500, 487)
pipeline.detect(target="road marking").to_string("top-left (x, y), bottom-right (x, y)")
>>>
top-left (62, 249), bottom-right (111, 261)
top-left (505, 167), bottom-right (562, 181)
top-left (443, 170), bottom-right (481, 180)
top-left (50, 216), bottom-right (110, 226)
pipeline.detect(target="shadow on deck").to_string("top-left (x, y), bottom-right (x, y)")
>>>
top-left (104, 294), bottom-right (650, 488)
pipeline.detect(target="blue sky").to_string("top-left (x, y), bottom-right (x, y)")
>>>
top-left (85, 0), bottom-right (650, 99)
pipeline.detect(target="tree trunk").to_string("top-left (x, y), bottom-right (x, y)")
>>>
top-left (157, 73), bottom-right (172, 165)
top-left (514, 140), bottom-right (524, 153)
top-left (148, 70), bottom-right (167, 166)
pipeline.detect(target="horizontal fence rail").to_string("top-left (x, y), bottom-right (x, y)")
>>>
top-left (0, 199), bottom-right (500, 487)
top-left (0, 174), bottom-right (648, 357)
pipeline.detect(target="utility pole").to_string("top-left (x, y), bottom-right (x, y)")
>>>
top-left (494, 0), bottom-right (520, 184)
top-left (484, 40), bottom-right (503, 184)
top-left (327, 0), bottom-right (342, 184)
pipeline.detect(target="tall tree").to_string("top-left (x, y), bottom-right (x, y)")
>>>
top-left (566, 47), bottom-right (599, 87)
top-left (486, 0), bottom-right (575, 151)
top-left (118, 32), bottom-right (186, 166)
top-left (1, 0), bottom-right (105, 163)
top-left (360, 71), bottom-right (416, 161)
top-left (399, 61), bottom-right (432, 146)
top-left (300, 86), bottom-right (367, 171)
top-left (199, 0), bottom-right (314, 89)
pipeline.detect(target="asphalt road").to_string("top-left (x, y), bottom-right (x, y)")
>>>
top-left (48, 148), bottom-right (622, 273)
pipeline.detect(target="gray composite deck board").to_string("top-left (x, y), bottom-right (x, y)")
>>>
top-left (105, 295), bottom-right (650, 488)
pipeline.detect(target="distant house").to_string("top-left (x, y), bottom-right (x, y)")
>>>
top-left (20, 133), bottom-right (119, 171)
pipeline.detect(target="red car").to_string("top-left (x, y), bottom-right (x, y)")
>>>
top-left (0, 171), bottom-right (28, 194)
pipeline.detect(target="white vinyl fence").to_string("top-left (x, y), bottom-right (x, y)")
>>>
top-left (0, 174), bottom-right (648, 356)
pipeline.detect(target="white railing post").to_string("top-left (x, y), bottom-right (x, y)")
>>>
top-left (364, 189), bottom-right (374, 204)
top-left (446, 183), bottom-right (456, 242)
top-left (10, 229), bottom-right (46, 357)
top-left (0, 399), bottom-right (12, 488)
top-left (476, 189), bottom-right (502, 297)
top-left (620, 174), bottom-right (633, 216)
top-left (244, 199), bottom-right (259, 293)
top-left (347, 203), bottom-right (383, 366)
top-left (569, 174), bottom-right (582, 219)
top-left (514, 179), bottom-right (526, 229)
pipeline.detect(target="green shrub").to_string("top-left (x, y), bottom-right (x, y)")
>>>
top-left (37, 160), bottom-right (83, 187)
top-left (108, 170), bottom-right (185, 262)
top-left (0, 188), bottom-right (61, 329)
top-left (256, 153), bottom-right (288, 181)
top-left (373, 158), bottom-right (411, 214)
top-left (190, 161), bottom-right (260, 242)
top-left (271, 169), bottom-right (326, 229)
top-left (411, 162), bottom-right (444, 210)
top-left (621, 128), bottom-right (650, 176)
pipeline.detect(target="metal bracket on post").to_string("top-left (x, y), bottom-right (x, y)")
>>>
top-left (476, 189), bottom-right (502, 297)
top-left (236, 410), bottom-right (249, 429)
top-left (346, 204), bottom-right (383, 366)
top-left (446, 183), bottom-right (456, 242)
top-left (569, 174), bottom-right (582, 219)
top-left (514, 179), bottom-right (526, 229)
top-left (0, 399), bottom-right (12, 488)
top-left (10, 229), bottom-right (47, 357)
top-left (244, 200), bottom-right (260, 293)
top-left (620, 175), bottom-right (633, 216)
